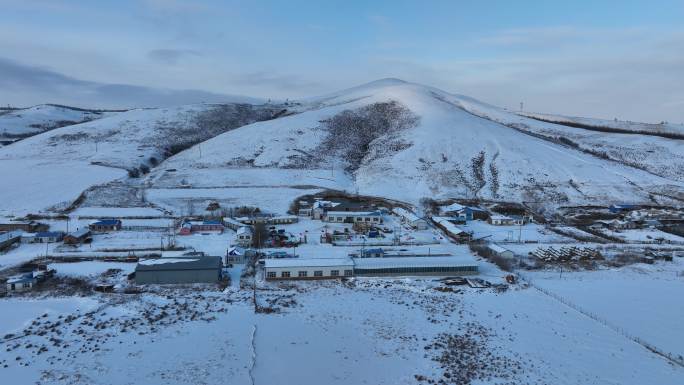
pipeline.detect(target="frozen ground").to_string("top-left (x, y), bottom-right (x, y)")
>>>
top-left (0, 272), bottom-right (682, 384)
top-left (524, 257), bottom-right (684, 360)
top-left (146, 187), bottom-right (323, 216)
top-left (462, 220), bottom-right (573, 243)
top-left (599, 228), bottom-right (684, 244)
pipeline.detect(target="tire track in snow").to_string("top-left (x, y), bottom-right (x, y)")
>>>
top-left (248, 324), bottom-right (257, 385)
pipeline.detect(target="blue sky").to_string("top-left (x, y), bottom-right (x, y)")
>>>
top-left (0, 0), bottom-right (683, 122)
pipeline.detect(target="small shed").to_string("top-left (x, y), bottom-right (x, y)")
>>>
top-left (226, 246), bottom-right (255, 264)
top-left (89, 219), bottom-right (122, 232)
top-left (64, 229), bottom-right (92, 245)
top-left (485, 243), bottom-right (515, 259)
top-left (6, 273), bottom-right (37, 292)
top-left (392, 207), bottom-right (428, 230)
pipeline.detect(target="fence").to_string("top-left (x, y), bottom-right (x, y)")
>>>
top-left (518, 273), bottom-right (684, 368)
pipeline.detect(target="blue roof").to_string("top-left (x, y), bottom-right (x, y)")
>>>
top-left (364, 248), bottom-right (384, 254)
top-left (93, 219), bottom-right (121, 226)
top-left (35, 231), bottom-right (64, 238)
top-left (203, 220), bottom-right (223, 225)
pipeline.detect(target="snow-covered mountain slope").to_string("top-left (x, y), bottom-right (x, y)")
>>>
top-left (448, 99), bottom-right (684, 182)
top-left (0, 103), bottom-right (284, 216)
top-left (150, 79), bottom-right (683, 212)
top-left (517, 111), bottom-right (684, 138)
top-left (0, 104), bottom-right (118, 142)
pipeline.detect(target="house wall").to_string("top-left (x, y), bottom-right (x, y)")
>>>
top-left (354, 265), bottom-right (478, 277)
top-left (226, 255), bottom-right (246, 264)
top-left (265, 265), bottom-right (353, 280)
top-left (135, 269), bottom-right (220, 284)
top-left (324, 214), bottom-right (383, 224)
top-left (6, 281), bottom-right (34, 292)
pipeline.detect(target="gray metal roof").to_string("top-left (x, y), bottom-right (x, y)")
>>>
top-left (0, 230), bottom-right (23, 242)
top-left (136, 256), bottom-right (221, 272)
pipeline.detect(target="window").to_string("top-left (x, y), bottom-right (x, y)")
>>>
top-left (298, 271), bottom-right (308, 277)
top-left (314, 270), bottom-right (323, 277)
top-left (337, 217), bottom-right (343, 222)
top-left (344, 269), bottom-right (353, 277)
top-left (330, 270), bottom-right (339, 277)
top-left (356, 217), bottom-right (362, 222)
top-left (281, 271), bottom-right (290, 278)
top-left (267, 272), bottom-right (276, 278)
top-left (372, 217), bottom-right (379, 222)
top-left (23, 282), bottom-right (31, 288)
top-left (365, 217), bottom-right (371, 222)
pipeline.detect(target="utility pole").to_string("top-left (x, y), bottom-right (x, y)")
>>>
top-left (520, 102), bottom-right (523, 112)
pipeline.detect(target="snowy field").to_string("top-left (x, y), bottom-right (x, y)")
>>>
top-left (0, 159), bottom-right (126, 217)
top-left (524, 258), bottom-right (684, 360)
top-left (0, 272), bottom-right (682, 384)
top-left (71, 207), bottom-right (170, 218)
top-left (146, 187), bottom-right (323, 216)
top-left (462, 220), bottom-right (573, 243)
top-left (599, 228), bottom-right (684, 244)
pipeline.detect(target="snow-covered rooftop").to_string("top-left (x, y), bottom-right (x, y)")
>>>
top-left (486, 243), bottom-right (510, 254)
top-left (392, 207), bottom-right (423, 222)
top-left (441, 203), bottom-right (465, 212)
top-left (264, 258), bottom-right (354, 269)
top-left (326, 211), bottom-right (380, 216)
top-left (352, 256), bottom-right (477, 269)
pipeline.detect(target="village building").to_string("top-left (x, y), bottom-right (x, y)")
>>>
top-left (0, 230), bottom-right (23, 251)
top-left (485, 243), bottom-right (515, 259)
top-left (297, 201), bottom-right (313, 217)
top-left (63, 229), bottom-right (92, 245)
top-left (6, 273), bottom-right (37, 292)
top-left (392, 207), bottom-right (428, 230)
top-left (323, 211), bottom-right (384, 224)
top-left (134, 256), bottom-right (223, 284)
top-left (179, 220), bottom-right (224, 235)
top-left (236, 226), bottom-right (253, 247)
top-left (352, 256), bottom-right (478, 277)
top-left (89, 219), bottom-right (122, 232)
top-left (441, 204), bottom-right (489, 221)
top-left (232, 215), bottom-right (299, 226)
top-left (609, 204), bottom-right (637, 214)
top-left (21, 231), bottom-right (64, 244)
top-left (488, 215), bottom-right (523, 226)
top-left (0, 221), bottom-right (48, 233)
top-left (264, 258), bottom-right (355, 280)
top-left (223, 217), bottom-right (245, 231)
top-left (433, 217), bottom-right (472, 243)
top-left (589, 219), bottom-right (636, 231)
top-left (311, 200), bottom-right (339, 219)
top-left (226, 246), bottom-right (255, 265)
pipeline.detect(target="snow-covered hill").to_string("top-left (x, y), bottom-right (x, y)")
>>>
top-left (0, 103), bottom-right (284, 216)
top-left (0, 104), bottom-right (118, 142)
top-left (517, 111), bottom-right (684, 138)
top-left (149, 79), bottom-right (684, 212)
top-left (429, 89), bottom-right (684, 183)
